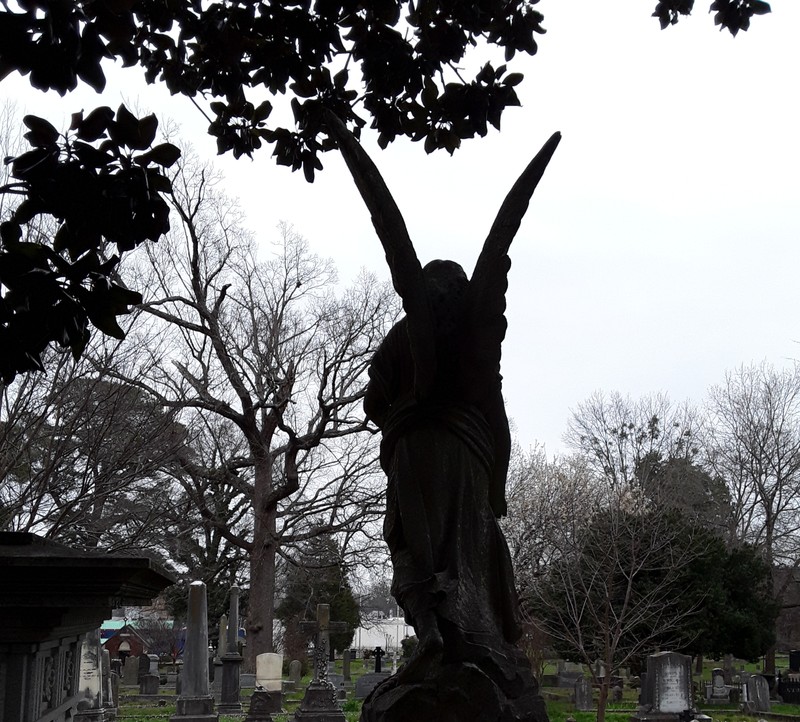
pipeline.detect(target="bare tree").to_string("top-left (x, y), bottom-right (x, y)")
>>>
top-left (565, 391), bottom-right (700, 491)
top-left (115, 147), bottom-right (398, 664)
top-left (0, 345), bottom-right (185, 550)
top-left (525, 486), bottom-right (705, 722)
top-left (705, 361), bottom-right (800, 672)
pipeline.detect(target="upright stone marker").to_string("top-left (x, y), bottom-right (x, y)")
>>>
top-left (170, 581), bottom-right (219, 722)
top-left (246, 653), bottom-right (284, 721)
top-left (218, 586), bottom-right (243, 714)
top-left (342, 650), bottom-right (351, 682)
top-left (74, 628), bottom-right (109, 721)
top-left (745, 674), bottom-right (770, 712)
top-left (123, 656), bottom-right (139, 686)
top-left (293, 604), bottom-right (346, 722)
top-left (289, 660), bottom-right (303, 686)
top-left (634, 652), bottom-right (693, 722)
top-left (574, 675), bottom-right (592, 711)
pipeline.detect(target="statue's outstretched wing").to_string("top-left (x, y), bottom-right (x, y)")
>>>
top-left (466, 131), bottom-right (561, 387)
top-left (466, 131), bottom-right (561, 517)
top-left (324, 111), bottom-right (435, 397)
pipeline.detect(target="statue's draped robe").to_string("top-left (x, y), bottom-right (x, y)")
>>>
top-left (365, 316), bottom-right (523, 664)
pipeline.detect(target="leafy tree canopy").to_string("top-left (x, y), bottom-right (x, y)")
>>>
top-left (276, 535), bottom-right (360, 655)
top-left (0, 0), bottom-right (772, 380)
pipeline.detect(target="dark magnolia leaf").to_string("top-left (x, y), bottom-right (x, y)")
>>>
top-left (136, 114), bottom-right (159, 149)
top-left (1, 221), bottom-right (22, 246)
top-left (77, 106), bottom-right (115, 142)
top-left (503, 72), bottom-right (524, 87)
top-left (139, 142), bottom-right (181, 168)
top-left (750, 0), bottom-right (771, 15)
top-left (22, 115), bottom-right (59, 147)
top-left (111, 104), bottom-right (142, 148)
top-left (10, 147), bottom-right (54, 177)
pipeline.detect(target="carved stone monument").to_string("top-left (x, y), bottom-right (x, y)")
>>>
top-left (635, 651), bottom-right (693, 722)
top-left (324, 111), bottom-right (560, 722)
top-left (245, 653), bottom-right (284, 720)
top-left (0, 532), bottom-right (173, 722)
top-left (170, 581), bottom-right (219, 722)
top-left (292, 604), bottom-right (346, 722)
top-left (218, 586), bottom-right (243, 714)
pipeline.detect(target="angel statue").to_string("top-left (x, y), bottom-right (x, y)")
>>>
top-left (325, 112), bottom-right (560, 722)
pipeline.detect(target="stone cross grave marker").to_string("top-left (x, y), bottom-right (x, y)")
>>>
top-left (373, 647), bottom-right (385, 674)
top-left (299, 604), bottom-right (348, 685)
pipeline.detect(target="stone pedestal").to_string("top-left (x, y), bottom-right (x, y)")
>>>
top-left (246, 689), bottom-right (282, 721)
top-left (292, 681), bottom-right (346, 722)
top-left (218, 654), bottom-right (243, 713)
top-left (175, 696), bottom-right (219, 722)
top-left (140, 674), bottom-right (160, 695)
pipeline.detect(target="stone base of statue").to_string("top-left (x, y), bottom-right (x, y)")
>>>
top-left (292, 681), bottom-right (346, 722)
top-left (245, 689), bottom-right (283, 721)
top-left (359, 646), bottom-right (548, 722)
top-left (170, 695), bottom-right (219, 722)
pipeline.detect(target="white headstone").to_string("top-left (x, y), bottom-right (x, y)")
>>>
top-left (648, 651), bottom-right (692, 714)
top-left (256, 652), bottom-right (283, 692)
top-left (77, 629), bottom-right (103, 709)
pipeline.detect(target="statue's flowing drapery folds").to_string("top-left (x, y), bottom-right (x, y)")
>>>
top-left (325, 110), bottom-right (560, 722)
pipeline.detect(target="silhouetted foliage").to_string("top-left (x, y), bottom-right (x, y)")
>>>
top-left (0, 0), bottom-right (771, 377)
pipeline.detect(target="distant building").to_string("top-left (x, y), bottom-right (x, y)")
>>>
top-left (352, 615), bottom-right (414, 654)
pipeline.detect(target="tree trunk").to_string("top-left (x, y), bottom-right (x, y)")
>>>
top-left (596, 680), bottom-right (609, 722)
top-left (246, 455), bottom-right (277, 670)
top-left (764, 646), bottom-right (776, 675)
top-left (695, 654), bottom-right (703, 674)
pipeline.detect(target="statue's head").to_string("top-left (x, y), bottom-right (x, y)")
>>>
top-left (423, 260), bottom-right (468, 335)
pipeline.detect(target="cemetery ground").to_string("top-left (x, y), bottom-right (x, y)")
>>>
top-left (114, 655), bottom-right (800, 722)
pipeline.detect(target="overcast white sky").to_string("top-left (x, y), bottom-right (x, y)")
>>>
top-left (4, 1), bottom-right (800, 453)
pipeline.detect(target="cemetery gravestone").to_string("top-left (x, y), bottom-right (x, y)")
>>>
top-left (289, 660), bottom-right (303, 686)
top-left (219, 586), bottom-right (243, 714)
top-left (101, 650), bottom-right (116, 715)
top-left (123, 656), bottom-right (139, 686)
top-left (170, 581), bottom-right (219, 722)
top-left (342, 649), bottom-right (351, 682)
top-left (74, 628), bottom-right (107, 721)
top-left (373, 646), bottom-right (385, 674)
top-left (574, 675), bottom-right (593, 711)
top-left (635, 652), bottom-right (693, 721)
top-left (611, 685), bottom-right (623, 703)
top-left (707, 668), bottom-right (729, 703)
top-left (790, 651), bottom-right (800, 673)
top-left (138, 655), bottom-right (150, 683)
top-left (745, 674), bottom-right (770, 713)
top-left (140, 674), bottom-right (159, 695)
top-left (246, 653), bottom-right (283, 719)
top-left (293, 604), bottom-right (347, 721)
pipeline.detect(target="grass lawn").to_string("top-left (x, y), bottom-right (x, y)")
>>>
top-left (115, 656), bottom-right (800, 722)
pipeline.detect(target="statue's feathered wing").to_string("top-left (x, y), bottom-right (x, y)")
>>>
top-left (324, 111), bottom-right (436, 398)
top-left (463, 131), bottom-right (561, 517)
